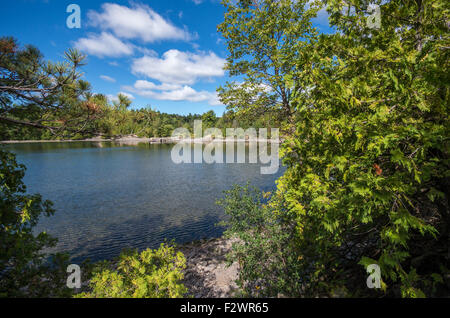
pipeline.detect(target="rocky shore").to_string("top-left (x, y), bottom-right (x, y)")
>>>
top-left (0, 135), bottom-right (179, 144)
top-left (0, 134), bottom-right (281, 145)
top-left (178, 237), bottom-right (240, 298)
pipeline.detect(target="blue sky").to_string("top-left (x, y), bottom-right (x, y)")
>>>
top-left (1, 0), bottom-right (331, 115)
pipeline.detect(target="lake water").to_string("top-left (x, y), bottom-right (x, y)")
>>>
top-left (3, 141), bottom-right (283, 262)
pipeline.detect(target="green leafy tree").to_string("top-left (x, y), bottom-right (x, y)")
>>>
top-left (278, 0), bottom-right (449, 297)
top-left (0, 150), bottom-right (73, 297)
top-left (161, 124), bottom-right (175, 137)
top-left (76, 244), bottom-right (188, 298)
top-left (219, 0), bottom-right (449, 297)
top-left (217, 0), bottom-right (319, 128)
top-left (201, 110), bottom-right (218, 129)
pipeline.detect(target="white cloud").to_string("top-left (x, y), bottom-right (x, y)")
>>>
top-left (133, 46), bottom-right (158, 56)
top-left (100, 75), bottom-right (116, 83)
top-left (139, 86), bottom-right (221, 106)
top-left (74, 32), bottom-right (133, 57)
top-left (124, 80), bottom-right (221, 106)
top-left (131, 50), bottom-right (225, 85)
top-left (87, 3), bottom-right (193, 43)
top-left (133, 80), bottom-right (181, 91)
top-left (107, 92), bottom-right (135, 103)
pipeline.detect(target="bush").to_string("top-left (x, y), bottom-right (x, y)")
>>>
top-left (76, 243), bottom-right (188, 298)
top-left (217, 184), bottom-right (304, 297)
top-left (0, 149), bottom-right (72, 297)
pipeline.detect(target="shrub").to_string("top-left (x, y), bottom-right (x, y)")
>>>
top-left (76, 243), bottom-right (188, 298)
top-left (0, 149), bottom-right (72, 297)
top-left (218, 184), bottom-right (304, 297)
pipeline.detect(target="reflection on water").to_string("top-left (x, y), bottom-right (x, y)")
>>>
top-left (3, 142), bottom-right (284, 262)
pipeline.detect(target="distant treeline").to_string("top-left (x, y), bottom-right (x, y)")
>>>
top-left (0, 97), bottom-right (280, 141)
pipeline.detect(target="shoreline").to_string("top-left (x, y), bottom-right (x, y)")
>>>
top-left (0, 135), bottom-right (281, 145)
top-left (178, 237), bottom-right (239, 298)
top-left (82, 237), bottom-right (240, 298)
top-left (0, 136), bottom-right (173, 144)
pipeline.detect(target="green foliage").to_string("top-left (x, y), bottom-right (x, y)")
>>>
top-left (0, 38), bottom-right (276, 141)
top-left (0, 37), bottom-right (102, 138)
top-left (281, 0), bottom-right (449, 297)
top-left (219, 0), bottom-right (449, 297)
top-left (76, 244), bottom-right (188, 298)
top-left (217, 0), bottom-right (319, 126)
top-left (112, 93), bottom-right (132, 110)
top-left (217, 184), bottom-right (302, 297)
top-left (0, 149), bottom-right (72, 297)
top-left (201, 110), bottom-right (217, 128)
